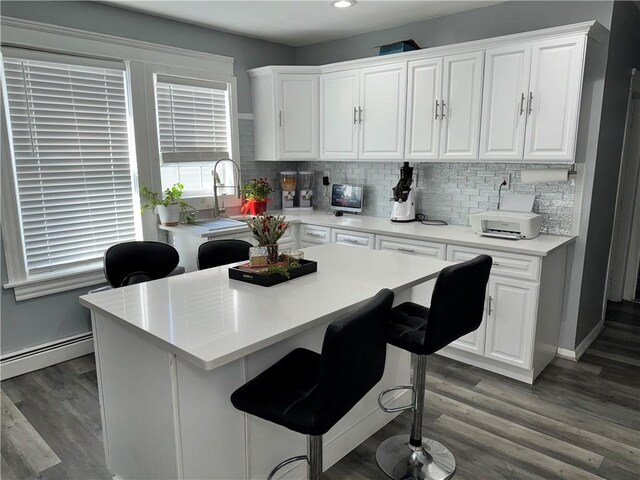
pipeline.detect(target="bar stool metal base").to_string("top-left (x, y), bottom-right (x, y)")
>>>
top-left (376, 435), bottom-right (455, 480)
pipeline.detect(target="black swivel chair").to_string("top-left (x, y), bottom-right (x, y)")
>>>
top-left (197, 239), bottom-right (252, 270)
top-left (231, 289), bottom-right (395, 480)
top-left (376, 255), bottom-right (492, 480)
top-left (104, 241), bottom-right (181, 287)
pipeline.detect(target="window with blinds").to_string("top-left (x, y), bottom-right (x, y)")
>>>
top-left (2, 52), bottom-right (139, 275)
top-left (155, 76), bottom-right (234, 194)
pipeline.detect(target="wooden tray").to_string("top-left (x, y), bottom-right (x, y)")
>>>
top-left (228, 259), bottom-right (317, 287)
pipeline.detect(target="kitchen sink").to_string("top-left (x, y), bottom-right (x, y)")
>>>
top-left (191, 218), bottom-right (247, 231)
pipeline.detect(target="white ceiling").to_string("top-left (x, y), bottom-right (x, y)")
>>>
top-left (103, 1), bottom-right (505, 47)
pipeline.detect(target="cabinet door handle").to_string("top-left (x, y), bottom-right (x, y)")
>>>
top-left (488, 296), bottom-right (493, 316)
top-left (528, 92), bottom-right (533, 114)
top-left (398, 247), bottom-right (416, 253)
top-left (519, 93), bottom-right (525, 115)
top-left (353, 107), bottom-right (358, 124)
top-left (435, 100), bottom-right (439, 120)
top-left (279, 110), bottom-right (282, 127)
top-left (441, 100), bottom-right (446, 118)
top-left (358, 107), bottom-right (363, 123)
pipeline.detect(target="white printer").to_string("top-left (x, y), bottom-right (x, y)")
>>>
top-left (469, 194), bottom-right (542, 240)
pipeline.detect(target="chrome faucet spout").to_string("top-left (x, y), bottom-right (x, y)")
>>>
top-left (212, 158), bottom-right (241, 218)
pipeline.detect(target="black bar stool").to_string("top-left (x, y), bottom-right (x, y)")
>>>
top-left (231, 289), bottom-right (394, 480)
top-left (376, 255), bottom-right (492, 480)
top-left (104, 241), bottom-right (181, 287)
top-left (197, 239), bottom-right (252, 270)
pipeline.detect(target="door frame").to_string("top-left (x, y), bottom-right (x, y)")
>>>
top-left (607, 68), bottom-right (640, 302)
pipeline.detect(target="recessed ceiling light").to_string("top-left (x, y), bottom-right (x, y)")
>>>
top-left (332, 0), bottom-right (357, 8)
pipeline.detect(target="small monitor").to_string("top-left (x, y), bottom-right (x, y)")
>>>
top-left (331, 184), bottom-right (363, 213)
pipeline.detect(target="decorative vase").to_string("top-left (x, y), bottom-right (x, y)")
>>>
top-left (157, 204), bottom-right (180, 226)
top-left (254, 200), bottom-right (268, 215)
top-left (265, 244), bottom-right (279, 264)
top-left (241, 199), bottom-right (268, 216)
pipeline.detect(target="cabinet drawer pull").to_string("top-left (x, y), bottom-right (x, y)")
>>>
top-left (528, 92), bottom-right (533, 114)
top-left (435, 100), bottom-right (439, 120)
top-left (397, 247), bottom-right (416, 253)
top-left (353, 107), bottom-right (358, 124)
top-left (345, 238), bottom-right (363, 244)
top-left (441, 100), bottom-right (446, 118)
top-left (488, 296), bottom-right (493, 316)
top-left (492, 261), bottom-right (501, 266)
top-left (519, 92), bottom-right (525, 115)
top-left (358, 107), bottom-right (363, 123)
top-left (307, 232), bottom-right (323, 238)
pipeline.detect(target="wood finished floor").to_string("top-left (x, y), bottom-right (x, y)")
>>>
top-left (2, 303), bottom-right (639, 480)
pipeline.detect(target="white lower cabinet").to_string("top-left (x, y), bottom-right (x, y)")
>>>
top-left (443, 244), bottom-right (556, 384)
top-left (375, 235), bottom-right (446, 307)
top-left (484, 277), bottom-right (538, 368)
top-left (277, 224), bottom-right (299, 252)
top-left (333, 228), bottom-right (375, 249)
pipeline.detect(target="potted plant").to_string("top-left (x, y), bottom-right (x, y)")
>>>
top-left (245, 213), bottom-right (290, 264)
top-left (241, 178), bottom-right (274, 215)
top-left (140, 183), bottom-right (195, 226)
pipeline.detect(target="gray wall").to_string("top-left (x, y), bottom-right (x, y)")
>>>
top-left (0, 1), bottom-right (296, 113)
top-left (575, 1), bottom-right (640, 345)
top-left (296, 1), bottom-right (614, 64)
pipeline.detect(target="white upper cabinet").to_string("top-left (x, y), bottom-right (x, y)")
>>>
top-left (251, 23), bottom-right (595, 163)
top-left (277, 74), bottom-right (319, 159)
top-left (250, 69), bottom-right (319, 161)
top-left (405, 58), bottom-right (443, 160)
top-left (320, 70), bottom-right (359, 160)
top-left (480, 44), bottom-right (532, 161)
top-left (524, 35), bottom-right (586, 162)
top-left (439, 51), bottom-right (484, 161)
top-left (358, 63), bottom-right (407, 160)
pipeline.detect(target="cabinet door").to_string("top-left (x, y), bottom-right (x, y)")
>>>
top-left (439, 51), bottom-right (484, 160)
top-left (320, 70), bottom-right (359, 160)
top-left (524, 35), bottom-right (586, 162)
top-left (277, 74), bottom-right (319, 159)
top-left (479, 44), bottom-right (531, 161)
top-left (358, 63), bottom-right (407, 160)
top-left (449, 296), bottom-right (488, 356)
top-left (405, 58), bottom-right (443, 160)
top-left (484, 277), bottom-right (538, 368)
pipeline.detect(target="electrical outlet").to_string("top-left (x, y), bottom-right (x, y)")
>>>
top-left (500, 174), bottom-right (511, 189)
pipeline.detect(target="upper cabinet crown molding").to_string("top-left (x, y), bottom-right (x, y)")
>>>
top-left (249, 21), bottom-right (607, 163)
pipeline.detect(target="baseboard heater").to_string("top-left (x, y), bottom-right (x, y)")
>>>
top-left (1, 332), bottom-right (94, 379)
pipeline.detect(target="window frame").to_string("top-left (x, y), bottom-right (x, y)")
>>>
top-left (144, 64), bottom-right (240, 200)
top-left (0, 17), bottom-right (237, 300)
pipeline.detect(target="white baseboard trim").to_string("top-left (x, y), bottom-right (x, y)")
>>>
top-left (1, 333), bottom-right (94, 380)
top-left (556, 318), bottom-right (605, 362)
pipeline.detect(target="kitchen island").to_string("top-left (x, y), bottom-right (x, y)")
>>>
top-left (80, 244), bottom-right (452, 480)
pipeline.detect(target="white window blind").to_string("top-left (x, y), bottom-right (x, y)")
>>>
top-left (155, 75), bottom-right (234, 194)
top-left (2, 52), bottom-right (138, 275)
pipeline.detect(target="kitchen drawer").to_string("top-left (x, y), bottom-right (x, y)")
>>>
top-left (447, 245), bottom-right (540, 282)
top-left (332, 228), bottom-right (375, 249)
top-left (300, 224), bottom-right (331, 244)
top-left (375, 235), bottom-right (446, 259)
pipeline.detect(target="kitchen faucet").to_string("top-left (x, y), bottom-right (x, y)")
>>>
top-left (212, 158), bottom-right (241, 218)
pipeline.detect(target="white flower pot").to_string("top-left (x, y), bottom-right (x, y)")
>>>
top-left (157, 204), bottom-right (181, 226)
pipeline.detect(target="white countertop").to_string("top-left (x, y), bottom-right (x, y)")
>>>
top-left (80, 244), bottom-right (452, 371)
top-left (160, 211), bottom-right (575, 257)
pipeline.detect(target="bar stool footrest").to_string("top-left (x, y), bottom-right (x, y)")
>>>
top-left (266, 455), bottom-right (308, 480)
top-left (376, 434), bottom-right (455, 480)
top-left (378, 385), bottom-right (415, 413)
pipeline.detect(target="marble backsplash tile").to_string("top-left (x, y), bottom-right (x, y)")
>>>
top-left (239, 119), bottom-right (575, 235)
